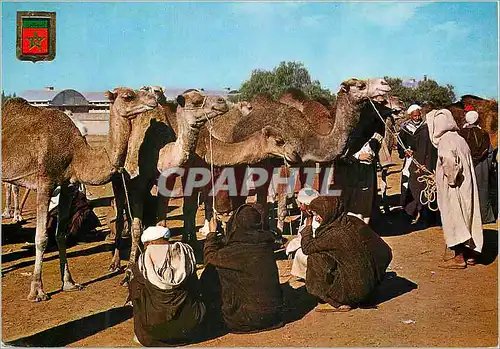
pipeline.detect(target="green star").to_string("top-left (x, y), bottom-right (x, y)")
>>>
top-left (26, 32), bottom-right (45, 50)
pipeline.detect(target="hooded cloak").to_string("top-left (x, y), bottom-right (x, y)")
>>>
top-left (201, 203), bottom-right (284, 333)
top-left (426, 109), bottom-right (483, 251)
top-left (301, 196), bottom-right (392, 307)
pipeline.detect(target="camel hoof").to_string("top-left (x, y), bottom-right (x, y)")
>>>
top-left (27, 292), bottom-right (50, 302)
top-left (2, 211), bottom-right (12, 219)
top-left (120, 270), bottom-right (132, 287)
top-left (108, 262), bottom-right (121, 273)
top-left (12, 214), bottom-right (23, 223)
top-left (63, 283), bottom-right (85, 292)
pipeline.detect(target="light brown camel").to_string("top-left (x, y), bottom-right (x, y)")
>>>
top-left (154, 98), bottom-right (299, 243)
top-left (202, 78), bottom-right (392, 231)
top-left (1, 88), bottom-right (157, 301)
top-left (108, 90), bottom-right (231, 280)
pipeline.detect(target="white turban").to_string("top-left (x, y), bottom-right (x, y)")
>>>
top-left (407, 104), bottom-right (422, 114)
top-left (141, 226), bottom-right (171, 243)
top-left (297, 187), bottom-right (320, 205)
top-left (464, 111), bottom-right (479, 126)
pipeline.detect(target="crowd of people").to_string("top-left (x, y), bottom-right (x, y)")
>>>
top-left (116, 103), bottom-right (497, 345)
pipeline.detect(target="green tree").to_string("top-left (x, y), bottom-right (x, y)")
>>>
top-left (234, 61), bottom-right (335, 103)
top-left (384, 76), bottom-right (455, 108)
top-left (1, 91), bottom-right (14, 104)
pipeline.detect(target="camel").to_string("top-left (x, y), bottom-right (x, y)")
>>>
top-left (1, 88), bottom-right (157, 301)
top-left (2, 111), bottom-right (91, 223)
top-left (169, 78), bottom-right (391, 235)
top-left (153, 97), bottom-right (300, 243)
top-left (108, 89), bottom-right (232, 280)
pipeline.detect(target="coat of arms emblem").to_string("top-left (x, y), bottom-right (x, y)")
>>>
top-left (16, 11), bottom-right (56, 62)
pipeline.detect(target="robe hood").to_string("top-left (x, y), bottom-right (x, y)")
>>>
top-left (426, 109), bottom-right (459, 148)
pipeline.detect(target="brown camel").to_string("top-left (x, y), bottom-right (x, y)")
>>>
top-left (1, 88), bottom-right (157, 301)
top-left (204, 78), bottom-right (392, 230)
top-left (109, 90), bottom-right (231, 280)
top-left (154, 98), bottom-right (300, 242)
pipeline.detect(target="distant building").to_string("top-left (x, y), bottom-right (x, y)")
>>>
top-left (20, 87), bottom-right (109, 113)
top-left (21, 86), bottom-right (232, 112)
top-left (20, 87), bottom-right (233, 136)
top-left (402, 75), bottom-right (428, 89)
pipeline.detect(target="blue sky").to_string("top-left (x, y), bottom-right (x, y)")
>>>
top-left (2, 1), bottom-right (498, 99)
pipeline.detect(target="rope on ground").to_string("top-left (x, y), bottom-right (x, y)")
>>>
top-left (368, 98), bottom-right (439, 212)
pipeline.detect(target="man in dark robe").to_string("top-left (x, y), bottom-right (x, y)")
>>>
top-left (301, 196), bottom-right (392, 312)
top-left (128, 226), bottom-right (205, 346)
top-left (334, 101), bottom-right (389, 224)
top-left (200, 203), bottom-right (284, 333)
top-left (458, 110), bottom-right (496, 224)
top-left (397, 104), bottom-right (438, 225)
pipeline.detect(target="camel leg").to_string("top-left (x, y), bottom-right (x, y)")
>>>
top-left (381, 167), bottom-right (390, 214)
top-left (27, 183), bottom-right (53, 302)
top-left (12, 184), bottom-right (23, 222)
top-left (198, 187), bottom-right (213, 235)
top-left (56, 183), bottom-right (83, 292)
top-left (276, 193), bottom-right (287, 234)
top-left (156, 194), bottom-right (169, 227)
top-left (124, 184), bottom-right (144, 285)
top-left (109, 177), bottom-right (125, 272)
top-left (19, 188), bottom-right (31, 215)
top-left (2, 183), bottom-right (12, 219)
top-left (183, 193), bottom-right (198, 246)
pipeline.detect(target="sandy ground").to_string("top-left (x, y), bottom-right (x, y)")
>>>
top-left (1, 154), bottom-right (498, 347)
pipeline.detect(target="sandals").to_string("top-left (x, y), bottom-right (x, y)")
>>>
top-left (438, 256), bottom-right (466, 269)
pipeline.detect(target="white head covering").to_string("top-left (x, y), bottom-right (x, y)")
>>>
top-left (426, 109), bottom-right (459, 148)
top-left (407, 104), bottom-right (422, 115)
top-left (138, 242), bottom-right (196, 290)
top-left (297, 187), bottom-right (320, 205)
top-left (141, 226), bottom-right (171, 243)
top-left (464, 111), bottom-right (479, 127)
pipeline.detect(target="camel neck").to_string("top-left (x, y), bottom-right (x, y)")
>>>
top-left (105, 105), bottom-right (132, 168)
top-left (303, 92), bottom-right (362, 162)
top-left (204, 133), bottom-right (267, 166)
top-left (175, 109), bottom-right (202, 164)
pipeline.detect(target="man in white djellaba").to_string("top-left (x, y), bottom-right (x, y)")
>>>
top-left (426, 109), bottom-right (483, 269)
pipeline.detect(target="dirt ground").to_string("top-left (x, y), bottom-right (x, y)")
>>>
top-left (1, 154), bottom-right (498, 347)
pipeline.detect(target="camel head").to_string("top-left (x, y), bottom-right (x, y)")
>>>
top-left (105, 87), bottom-right (158, 119)
top-left (177, 89), bottom-right (229, 127)
top-left (279, 88), bottom-right (307, 113)
top-left (235, 101), bottom-right (253, 116)
top-left (261, 126), bottom-right (301, 164)
top-left (140, 85), bottom-right (168, 106)
top-left (339, 78), bottom-right (391, 103)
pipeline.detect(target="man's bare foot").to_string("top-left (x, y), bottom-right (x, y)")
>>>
top-left (315, 303), bottom-right (351, 312)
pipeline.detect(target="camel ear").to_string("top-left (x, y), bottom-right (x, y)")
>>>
top-left (176, 95), bottom-right (186, 107)
top-left (340, 82), bottom-right (350, 93)
top-left (105, 90), bottom-right (117, 102)
top-left (262, 126), bottom-right (274, 138)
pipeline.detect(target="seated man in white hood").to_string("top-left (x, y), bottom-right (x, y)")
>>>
top-left (286, 187), bottom-right (321, 281)
top-left (426, 109), bottom-right (483, 269)
top-left (128, 226), bottom-right (205, 346)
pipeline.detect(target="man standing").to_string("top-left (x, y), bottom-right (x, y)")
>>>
top-left (459, 109), bottom-right (496, 224)
top-left (398, 104), bottom-right (438, 225)
top-left (334, 102), bottom-right (387, 224)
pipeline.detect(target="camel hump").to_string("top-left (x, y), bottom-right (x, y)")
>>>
top-left (3, 97), bottom-right (30, 107)
top-left (281, 87), bottom-right (308, 102)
